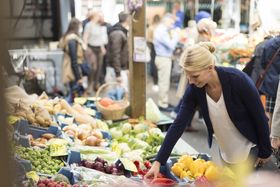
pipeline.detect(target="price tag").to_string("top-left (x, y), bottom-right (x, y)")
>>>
top-left (120, 158), bottom-right (138, 172)
top-left (48, 139), bottom-right (68, 157)
top-left (74, 97), bottom-right (87, 105)
top-left (49, 143), bottom-right (68, 157)
top-left (7, 115), bottom-right (21, 125)
top-left (84, 108), bottom-right (96, 116)
top-left (26, 171), bottom-right (39, 182)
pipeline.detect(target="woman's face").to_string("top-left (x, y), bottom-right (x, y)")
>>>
top-left (186, 66), bottom-right (212, 88)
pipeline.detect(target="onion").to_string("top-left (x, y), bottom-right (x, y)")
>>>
top-left (78, 130), bottom-right (90, 140)
top-left (85, 136), bottom-right (101, 146)
top-left (63, 125), bottom-right (78, 133)
top-left (77, 124), bottom-right (92, 132)
top-left (65, 129), bottom-right (76, 137)
top-left (91, 129), bottom-right (103, 139)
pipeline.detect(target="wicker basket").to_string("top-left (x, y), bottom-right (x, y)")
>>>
top-left (96, 82), bottom-right (129, 120)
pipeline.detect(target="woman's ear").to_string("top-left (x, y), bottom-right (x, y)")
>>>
top-left (208, 65), bottom-right (214, 71)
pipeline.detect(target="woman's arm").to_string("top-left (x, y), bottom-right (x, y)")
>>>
top-left (155, 86), bottom-right (197, 165)
top-left (68, 40), bottom-right (81, 81)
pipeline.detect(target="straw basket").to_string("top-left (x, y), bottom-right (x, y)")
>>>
top-left (96, 82), bottom-right (129, 120)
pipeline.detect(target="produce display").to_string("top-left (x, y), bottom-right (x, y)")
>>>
top-left (37, 177), bottom-right (83, 187)
top-left (171, 154), bottom-right (223, 181)
top-left (80, 157), bottom-right (125, 175)
top-left (8, 87), bottom-right (238, 187)
top-left (62, 124), bottom-right (108, 147)
top-left (15, 146), bottom-right (65, 175)
top-left (110, 122), bottom-right (164, 160)
top-left (28, 133), bottom-right (56, 148)
top-left (70, 166), bottom-right (142, 187)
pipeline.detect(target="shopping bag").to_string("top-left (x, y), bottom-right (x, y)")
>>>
top-left (146, 98), bottom-right (161, 123)
top-left (80, 60), bottom-right (91, 76)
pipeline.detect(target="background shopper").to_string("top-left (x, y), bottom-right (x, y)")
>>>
top-left (59, 18), bottom-right (85, 102)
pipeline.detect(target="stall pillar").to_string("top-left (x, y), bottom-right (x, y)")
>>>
top-left (129, 3), bottom-right (146, 118)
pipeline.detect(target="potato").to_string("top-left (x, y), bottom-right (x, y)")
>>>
top-left (42, 133), bottom-right (55, 140)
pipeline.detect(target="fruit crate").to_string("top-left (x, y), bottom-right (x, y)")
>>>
top-left (15, 119), bottom-right (61, 136)
top-left (14, 120), bottom-right (62, 147)
top-left (15, 147), bottom-right (67, 177)
top-left (67, 151), bottom-right (131, 177)
top-left (58, 167), bottom-right (76, 185)
top-left (160, 153), bottom-right (212, 184)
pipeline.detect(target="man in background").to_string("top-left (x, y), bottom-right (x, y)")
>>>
top-left (173, 1), bottom-right (185, 29)
top-left (106, 12), bottom-right (130, 91)
top-left (154, 14), bottom-right (179, 112)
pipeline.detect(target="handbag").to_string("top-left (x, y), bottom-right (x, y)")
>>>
top-left (80, 61), bottom-right (91, 76)
top-left (242, 56), bottom-right (255, 77)
top-left (255, 46), bottom-right (280, 89)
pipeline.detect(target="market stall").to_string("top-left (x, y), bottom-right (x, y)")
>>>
top-left (6, 82), bottom-right (240, 187)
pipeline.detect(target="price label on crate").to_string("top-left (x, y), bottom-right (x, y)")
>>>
top-left (7, 115), bottom-right (21, 125)
top-left (49, 139), bottom-right (68, 157)
top-left (120, 158), bottom-right (138, 172)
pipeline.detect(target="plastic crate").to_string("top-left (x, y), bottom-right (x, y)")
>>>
top-left (58, 167), bottom-right (76, 185)
top-left (67, 151), bottom-right (131, 177)
top-left (14, 120), bottom-right (62, 147)
top-left (160, 153), bottom-right (212, 184)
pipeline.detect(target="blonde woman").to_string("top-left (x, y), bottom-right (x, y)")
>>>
top-left (83, 10), bottom-right (108, 92)
top-left (145, 42), bottom-right (272, 178)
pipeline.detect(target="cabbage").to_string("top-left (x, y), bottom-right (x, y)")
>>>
top-left (117, 134), bottom-right (130, 143)
top-left (109, 127), bottom-right (123, 139)
top-left (121, 123), bottom-right (132, 134)
top-left (118, 143), bottom-right (131, 154)
top-left (149, 128), bottom-right (163, 136)
top-left (133, 123), bottom-right (149, 134)
top-left (136, 132), bottom-right (149, 141)
top-left (129, 138), bottom-right (150, 150)
top-left (147, 128), bottom-right (164, 146)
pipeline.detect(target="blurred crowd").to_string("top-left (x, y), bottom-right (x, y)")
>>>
top-left (59, 10), bottom-right (130, 103)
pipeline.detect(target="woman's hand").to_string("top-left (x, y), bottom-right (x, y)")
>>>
top-left (271, 137), bottom-right (280, 149)
top-left (254, 156), bottom-right (271, 168)
top-left (77, 79), bottom-right (83, 85)
top-left (144, 161), bottom-right (161, 180)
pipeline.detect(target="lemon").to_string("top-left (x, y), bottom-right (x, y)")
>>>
top-left (171, 165), bottom-right (183, 177)
top-left (179, 155), bottom-right (194, 170)
top-left (205, 165), bottom-right (220, 181)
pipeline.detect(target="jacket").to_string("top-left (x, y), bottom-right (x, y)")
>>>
top-left (259, 36), bottom-right (280, 98)
top-left (59, 33), bottom-right (85, 84)
top-left (107, 23), bottom-right (128, 77)
top-left (250, 37), bottom-right (271, 83)
top-left (156, 66), bottom-right (272, 165)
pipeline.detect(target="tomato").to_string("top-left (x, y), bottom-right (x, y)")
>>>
top-left (99, 97), bottom-right (113, 107)
top-left (151, 178), bottom-right (177, 186)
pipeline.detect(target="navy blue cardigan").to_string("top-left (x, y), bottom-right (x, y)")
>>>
top-left (156, 67), bottom-right (272, 165)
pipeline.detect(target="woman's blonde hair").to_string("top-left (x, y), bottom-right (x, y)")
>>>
top-left (180, 42), bottom-right (216, 72)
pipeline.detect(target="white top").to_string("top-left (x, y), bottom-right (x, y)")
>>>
top-left (84, 22), bottom-right (108, 47)
top-left (206, 92), bottom-right (255, 164)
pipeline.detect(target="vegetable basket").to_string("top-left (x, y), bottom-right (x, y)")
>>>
top-left (96, 82), bottom-right (129, 120)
